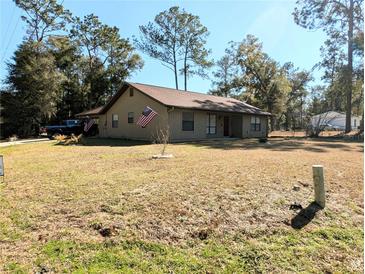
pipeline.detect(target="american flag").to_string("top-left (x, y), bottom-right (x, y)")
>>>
top-left (84, 118), bottom-right (95, 132)
top-left (137, 106), bottom-right (158, 128)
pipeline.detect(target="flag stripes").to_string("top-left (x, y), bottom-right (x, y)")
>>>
top-left (137, 106), bottom-right (158, 128)
top-left (84, 119), bottom-right (95, 132)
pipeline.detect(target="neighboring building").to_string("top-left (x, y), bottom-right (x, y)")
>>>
top-left (76, 82), bottom-right (271, 141)
top-left (311, 111), bottom-right (362, 130)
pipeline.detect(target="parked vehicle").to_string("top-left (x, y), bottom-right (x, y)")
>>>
top-left (40, 120), bottom-right (83, 139)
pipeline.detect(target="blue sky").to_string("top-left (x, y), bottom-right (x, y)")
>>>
top-left (0, 0), bottom-right (327, 93)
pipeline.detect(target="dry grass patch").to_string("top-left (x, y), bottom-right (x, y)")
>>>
top-left (269, 130), bottom-right (361, 138)
top-left (0, 138), bottom-right (363, 273)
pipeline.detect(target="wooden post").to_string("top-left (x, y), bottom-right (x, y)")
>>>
top-left (312, 165), bottom-right (325, 208)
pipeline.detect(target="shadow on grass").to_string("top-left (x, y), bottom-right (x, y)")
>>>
top-left (291, 202), bottom-right (323, 229)
top-left (54, 137), bottom-right (151, 147)
top-left (53, 136), bottom-right (363, 152)
top-left (178, 137), bottom-right (363, 153)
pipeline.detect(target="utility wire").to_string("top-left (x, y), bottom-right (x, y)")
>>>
top-left (2, 3), bottom-right (16, 48)
top-left (1, 16), bottom-right (20, 63)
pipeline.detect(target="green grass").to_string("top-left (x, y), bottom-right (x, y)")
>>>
top-left (0, 139), bottom-right (363, 273)
top-left (28, 226), bottom-right (362, 273)
top-left (3, 262), bottom-right (27, 274)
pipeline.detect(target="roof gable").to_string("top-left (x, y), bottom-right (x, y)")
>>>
top-left (128, 83), bottom-right (270, 115)
top-left (77, 82), bottom-right (271, 117)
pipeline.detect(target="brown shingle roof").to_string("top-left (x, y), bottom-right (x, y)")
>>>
top-left (76, 82), bottom-right (271, 117)
top-left (75, 106), bottom-right (103, 117)
top-left (129, 83), bottom-right (271, 115)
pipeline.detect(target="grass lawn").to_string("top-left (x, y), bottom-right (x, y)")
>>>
top-left (0, 138), bottom-right (363, 273)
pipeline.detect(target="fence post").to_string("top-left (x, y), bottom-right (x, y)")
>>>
top-left (312, 165), bottom-right (325, 208)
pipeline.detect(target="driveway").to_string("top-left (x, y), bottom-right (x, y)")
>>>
top-left (0, 138), bottom-right (53, 147)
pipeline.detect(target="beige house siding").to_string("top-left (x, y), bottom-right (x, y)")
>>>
top-left (98, 115), bottom-right (107, 137)
top-left (98, 87), bottom-right (168, 140)
top-left (168, 108), bottom-right (268, 141)
top-left (242, 114), bottom-right (268, 138)
top-left (94, 88), bottom-right (268, 140)
top-left (168, 108), bottom-right (224, 141)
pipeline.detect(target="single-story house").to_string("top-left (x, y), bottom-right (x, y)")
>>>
top-left (76, 82), bottom-right (271, 141)
top-left (311, 111), bottom-right (362, 131)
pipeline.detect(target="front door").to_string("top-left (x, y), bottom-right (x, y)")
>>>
top-left (223, 116), bottom-right (229, 136)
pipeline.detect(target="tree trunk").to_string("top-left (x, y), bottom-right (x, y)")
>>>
top-left (172, 46), bottom-right (178, 90)
top-left (183, 48), bottom-right (188, 91)
top-left (270, 116), bottom-right (275, 131)
top-left (184, 64), bottom-right (187, 91)
top-left (268, 105), bottom-right (275, 130)
top-left (284, 111), bottom-right (290, 131)
top-left (345, 0), bottom-right (354, 133)
top-left (300, 96), bottom-right (304, 129)
top-left (174, 63), bottom-right (178, 90)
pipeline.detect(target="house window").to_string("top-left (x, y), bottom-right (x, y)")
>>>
top-left (130, 88), bottom-right (134, 97)
top-left (206, 113), bottom-right (216, 134)
top-left (354, 119), bottom-right (357, 127)
top-left (182, 112), bottom-right (194, 131)
top-left (112, 114), bottom-right (119, 128)
top-left (128, 112), bottom-right (134, 124)
top-left (250, 116), bottom-right (261, 131)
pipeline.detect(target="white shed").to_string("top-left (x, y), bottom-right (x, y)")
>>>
top-left (311, 111), bottom-right (361, 130)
